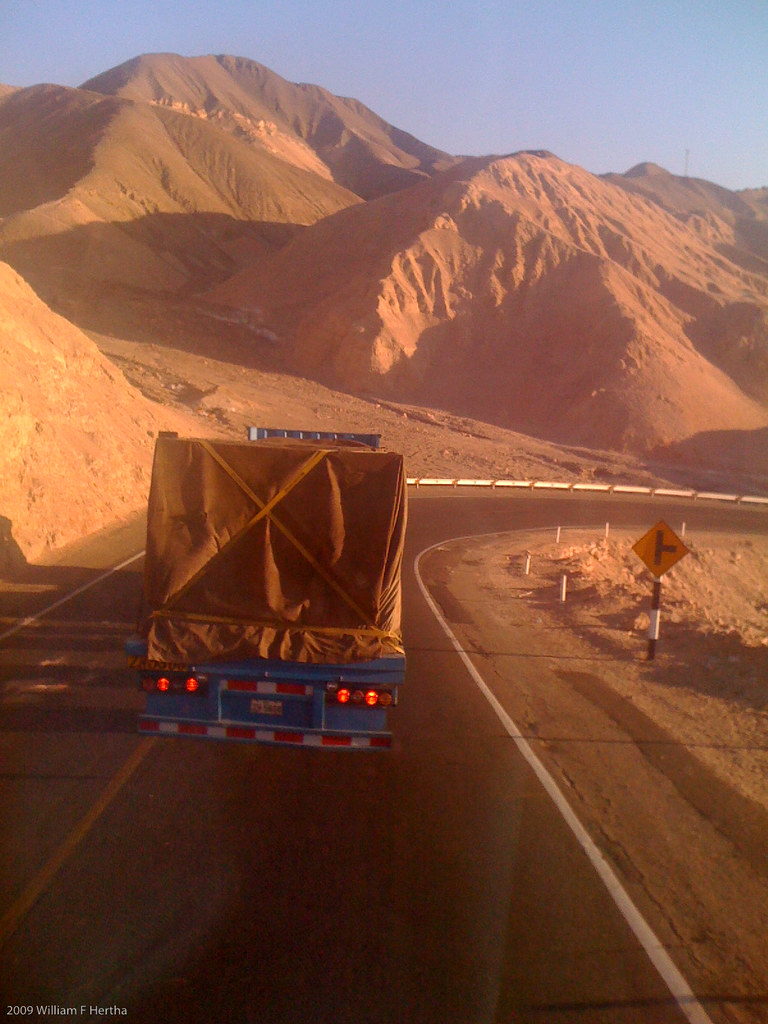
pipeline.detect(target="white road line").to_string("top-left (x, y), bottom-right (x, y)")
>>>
top-left (0, 551), bottom-right (145, 643)
top-left (414, 533), bottom-right (715, 1024)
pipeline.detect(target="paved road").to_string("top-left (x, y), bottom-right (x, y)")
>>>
top-left (0, 493), bottom-right (764, 1022)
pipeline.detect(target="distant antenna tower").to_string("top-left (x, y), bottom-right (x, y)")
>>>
top-left (684, 148), bottom-right (690, 177)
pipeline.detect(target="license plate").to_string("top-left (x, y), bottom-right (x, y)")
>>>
top-left (250, 699), bottom-right (283, 716)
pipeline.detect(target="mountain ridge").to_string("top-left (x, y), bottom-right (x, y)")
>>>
top-left (81, 52), bottom-right (459, 200)
top-left (1, 51), bottom-right (767, 561)
top-left (0, 76), bottom-right (361, 302)
top-left (208, 149), bottom-right (768, 450)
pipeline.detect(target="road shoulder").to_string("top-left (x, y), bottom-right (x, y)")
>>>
top-left (418, 528), bottom-right (768, 1024)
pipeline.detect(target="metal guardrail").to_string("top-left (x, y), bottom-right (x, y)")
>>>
top-left (406, 477), bottom-right (768, 506)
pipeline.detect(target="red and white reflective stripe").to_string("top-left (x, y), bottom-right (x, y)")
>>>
top-left (222, 680), bottom-right (313, 696)
top-left (139, 718), bottom-right (390, 748)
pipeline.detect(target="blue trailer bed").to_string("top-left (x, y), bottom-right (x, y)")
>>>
top-left (129, 638), bottom-right (404, 749)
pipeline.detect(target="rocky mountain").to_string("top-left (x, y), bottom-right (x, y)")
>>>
top-left (81, 53), bottom-right (458, 200)
top-left (1, 53), bottom-right (768, 565)
top-left (208, 150), bottom-right (768, 452)
top-left (605, 162), bottom-right (768, 257)
top-left (0, 78), bottom-right (360, 310)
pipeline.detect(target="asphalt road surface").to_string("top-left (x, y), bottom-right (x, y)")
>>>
top-left (1, 492), bottom-right (766, 1023)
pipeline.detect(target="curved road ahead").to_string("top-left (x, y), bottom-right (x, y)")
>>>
top-left (0, 491), bottom-right (766, 1023)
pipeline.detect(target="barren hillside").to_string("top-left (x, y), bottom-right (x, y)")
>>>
top-left (605, 163), bottom-right (768, 269)
top-left (209, 151), bottom-right (768, 460)
top-left (0, 81), bottom-right (360, 307)
top-left (0, 262), bottom-right (198, 560)
top-left (2, 53), bottom-right (768, 565)
top-left (82, 53), bottom-right (458, 200)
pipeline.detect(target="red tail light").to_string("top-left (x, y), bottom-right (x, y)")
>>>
top-left (326, 686), bottom-right (394, 706)
top-left (141, 674), bottom-right (207, 694)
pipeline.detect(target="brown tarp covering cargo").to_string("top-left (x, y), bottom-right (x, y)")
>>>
top-left (141, 435), bottom-right (407, 664)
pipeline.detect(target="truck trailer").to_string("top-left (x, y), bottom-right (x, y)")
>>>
top-left (127, 429), bottom-right (407, 749)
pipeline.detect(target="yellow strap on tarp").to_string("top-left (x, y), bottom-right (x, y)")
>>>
top-left (200, 441), bottom-right (326, 527)
top-left (160, 444), bottom-right (327, 612)
top-left (150, 607), bottom-right (403, 650)
top-left (161, 441), bottom-right (378, 630)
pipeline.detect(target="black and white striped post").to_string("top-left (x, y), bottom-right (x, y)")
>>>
top-left (632, 520), bottom-right (690, 662)
top-left (648, 577), bottom-right (662, 660)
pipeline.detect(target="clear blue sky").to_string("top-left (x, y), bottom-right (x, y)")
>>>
top-left (1, 0), bottom-right (766, 190)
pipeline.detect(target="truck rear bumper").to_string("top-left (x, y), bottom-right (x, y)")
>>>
top-left (138, 716), bottom-right (392, 749)
top-left (130, 640), bottom-right (403, 750)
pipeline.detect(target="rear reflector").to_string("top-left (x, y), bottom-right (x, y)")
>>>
top-left (274, 731), bottom-right (304, 744)
top-left (226, 726), bottom-right (256, 740)
top-left (276, 682), bottom-right (308, 695)
top-left (224, 679), bottom-right (313, 696)
top-left (138, 718), bottom-right (391, 749)
top-left (178, 722), bottom-right (207, 736)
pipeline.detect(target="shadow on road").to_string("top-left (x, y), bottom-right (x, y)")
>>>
top-left (0, 516), bottom-right (144, 735)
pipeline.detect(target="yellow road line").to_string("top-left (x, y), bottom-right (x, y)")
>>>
top-left (0, 736), bottom-right (156, 946)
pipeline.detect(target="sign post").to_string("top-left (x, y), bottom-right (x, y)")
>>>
top-left (632, 520), bottom-right (690, 660)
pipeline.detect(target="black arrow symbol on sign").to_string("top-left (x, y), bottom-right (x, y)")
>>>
top-left (654, 530), bottom-right (677, 566)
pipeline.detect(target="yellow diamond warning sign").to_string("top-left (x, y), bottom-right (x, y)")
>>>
top-left (632, 520), bottom-right (690, 578)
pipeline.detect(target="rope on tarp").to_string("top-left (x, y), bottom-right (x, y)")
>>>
top-left (149, 606), bottom-right (404, 651)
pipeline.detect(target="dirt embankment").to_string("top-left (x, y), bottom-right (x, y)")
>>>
top-left (456, 526), bottom-right (768, 807)
top-left (0, 262), bottom-right (198, 562)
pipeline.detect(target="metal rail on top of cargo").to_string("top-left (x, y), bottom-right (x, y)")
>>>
top-left (248, 427), bottom-right (380, 448)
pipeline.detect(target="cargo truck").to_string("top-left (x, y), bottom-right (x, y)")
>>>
top-left (127, 429), bottom-right (406, 749)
